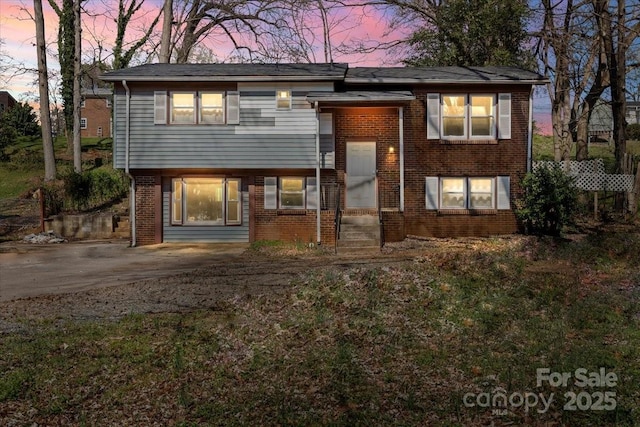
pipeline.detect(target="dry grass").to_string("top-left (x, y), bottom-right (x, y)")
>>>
top-left (1, 231), bottom-right (639, 426)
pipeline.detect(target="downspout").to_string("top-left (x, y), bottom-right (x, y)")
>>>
top-left (122, 79), bottom-right (136, 247)
top-left (527, 86), bottom-right (534, 173)
top-left (315, 101), bottom-right (321, 246)
top-left (399, 107), bottom-right (405, 212)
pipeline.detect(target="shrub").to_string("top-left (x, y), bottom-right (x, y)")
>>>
top-left (62, 167), bottom-right (129, 212)
top-left (627, 123), bottom-right (640, 141)
top-left (516, 164), bottom-right (578, 236)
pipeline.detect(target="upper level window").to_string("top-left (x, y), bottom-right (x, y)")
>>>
top-left (470, 95), bottom-right (495, 137)
top-left (80, 118), bottom-right (87, 129)
top-left (200, 92), bottom-right (224, 124)
top-left (171, 92), bottom-right (196, 124)
top-left (427, 93), bottom-right (510, 140)
top-left (80, 100), bottom-right (86, 108)
top-left (156, 91), bottom-right (239, 125)
top-left (276, 90), bottom-right (291, 110)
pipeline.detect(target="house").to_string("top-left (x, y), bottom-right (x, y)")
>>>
top-left (627, 101), bottom-right (640, 126)
top-left (0, 91), bottom-right (17, 114)
top-left (101, 63), bottom-right (546, 247)
top-left (588, 100), bottom-right (613, 143)
top-left (81, 87), bottom-right (112, 138)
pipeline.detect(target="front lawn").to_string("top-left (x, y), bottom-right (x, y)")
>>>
top-left (1, 231), bottom-right (638, 426)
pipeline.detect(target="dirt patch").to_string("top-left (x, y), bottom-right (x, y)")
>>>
top-left (0, 243), bottom-right (424, 334)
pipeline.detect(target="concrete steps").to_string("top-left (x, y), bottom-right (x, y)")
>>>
top-left (337, 215), bottom-right (380, 249)
top-left (112, 215), bottom-right (130, 239)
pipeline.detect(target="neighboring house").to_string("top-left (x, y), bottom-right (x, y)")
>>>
top-left (101, 63), bottom-right (546, 246)
top-left (627, 101), bottom-right (640, 125)
top-left (81, 87), bottom-right (112, 138)
top-left (588, 100), bottom-right (614, 143)
top-left (0, 91), bottom-right (17, 114)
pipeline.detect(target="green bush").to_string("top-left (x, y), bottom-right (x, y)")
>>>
top-left (62, 167), bottom-right (129, 212)
top-left (516, 164), bottom-right (578, 236)
top-left (627, 123), bottom-right (640, 141)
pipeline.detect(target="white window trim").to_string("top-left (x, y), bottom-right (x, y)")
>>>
top-left (171, 177), bottom-right (242, 226)
top-left (469, 94), bottom-right (497, 139)
top-left (80, 118), bottom-right (87, 129)
top-left (278, 177), bottom-right (306, 209)
top-left (430, 177), bottom-right (502, 210)
top-left (199, 91), bottom-right (225, 125)
top-left (441, 94), bottom-right (467, 140)
top-left (276, 89), bottom-right (292, 110)
top-left (440, 177), bottom-right (468, 209)
top-left (429, 93), bottom-right (508, 140)
top-left (170, 91), bottom-right (196, 124)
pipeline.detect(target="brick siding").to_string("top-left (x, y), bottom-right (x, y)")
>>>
top-left (134, 175), bottom-right (159, 245)
top-left (81, 97), bottom-right (111, 138)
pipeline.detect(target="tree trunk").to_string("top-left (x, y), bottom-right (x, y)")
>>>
top-left (73, 0), bottom-right (82, 173)
top-left (575, 108), bottom-right (589, 161)
top-left (159, 0), bottom-right (173, 63)
top-left (34, 0), bottom-right (56, 181)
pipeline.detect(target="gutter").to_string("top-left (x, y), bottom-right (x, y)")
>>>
top-left (122, 79), bottom-right (136, 247)
top-left (315, 101), bottom-right (321, 246)
top-left (399, 107), bottom-right (404, 212)
top-left (527, 86), bottom-right (534, 173)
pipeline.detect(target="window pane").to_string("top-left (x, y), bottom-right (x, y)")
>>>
top-left (280, 177), bottom-right (305, 208)
top-left (442, 96), bottom-right (465, 137)
top-left (184, 178), bottom-right (223, 223)
top-left (201, 92), bottom-right (224, 124)
top-left (471, 117), bottom-right (493, 136)
top-left (172, 179), bottom-right (182, 224)
top-left (226, 179), bottom-right (241, 224)
top-left (171, 93), bottom-right (195, 124)
top-left (441, 178), bottom-right (465, 208)
top-left (443, 96), bottom-right (465, 117)
top-left (469, 178), bottom-right (494, 209)
top-left (443, 117), bottom-right (465, 136)
top-left (470, 95), bottom-right (494, 137)
top-left (277, 90), bottom-right (291, 109)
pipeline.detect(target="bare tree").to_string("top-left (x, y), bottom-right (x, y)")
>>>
top-left (73, 0), bottom-right (82, 172)
top-left (159, 0), bottom-right (173, 63)
top-left (34, 0), bottom-right (57, 181)
top-left (111, 0), bottom-right (163, 69)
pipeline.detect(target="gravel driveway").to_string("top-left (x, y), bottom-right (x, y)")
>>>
top-left (0, 240), bottom-right (413, 333)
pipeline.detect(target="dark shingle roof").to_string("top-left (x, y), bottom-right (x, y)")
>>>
top-left (307, 91), bottom-right (415, 103)
top-left (346, 66), bottom-right (546, 84)
top-left (101, 63), bottom-right (348, 82)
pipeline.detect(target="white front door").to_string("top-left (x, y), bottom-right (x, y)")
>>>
top-left (346, 141), bottom-right (376, 208)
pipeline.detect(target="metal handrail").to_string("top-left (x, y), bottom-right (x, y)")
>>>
top-left (378, 180), bottom-right (385, 251)
top-left (334, 183), bottom-right (341, 254)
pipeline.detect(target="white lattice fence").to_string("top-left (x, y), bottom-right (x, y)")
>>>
top-left (532, 159), bottom-right (634, 192)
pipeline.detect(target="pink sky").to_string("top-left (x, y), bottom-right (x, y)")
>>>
top-left (0, 0), bottom-right (551, 134)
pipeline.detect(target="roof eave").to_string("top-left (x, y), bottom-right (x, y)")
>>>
top-left (101, 75), bottom-right (344, 82)
top-left (345, 78), bottom-right (549, 85)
